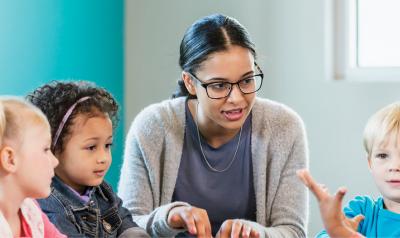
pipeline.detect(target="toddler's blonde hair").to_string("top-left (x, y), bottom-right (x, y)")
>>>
top-left (363, 102), bottom-right (400, 159)
top-left (0, 96), bottom-right (49, 147)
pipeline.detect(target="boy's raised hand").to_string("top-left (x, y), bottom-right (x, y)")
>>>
top-left (296, 169), bottom-right (365, 238)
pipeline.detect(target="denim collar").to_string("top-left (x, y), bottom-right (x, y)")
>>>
top-left (51, 176), bottom-right (109, 208)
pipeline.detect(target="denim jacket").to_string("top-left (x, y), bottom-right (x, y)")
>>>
top-left (38, 176), bottom-right (149, 238)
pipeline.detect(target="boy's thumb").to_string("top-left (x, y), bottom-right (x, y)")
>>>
top-left (351, 214), bottom-right (364, 227)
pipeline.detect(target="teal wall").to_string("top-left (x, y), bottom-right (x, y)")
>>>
top-left (0, 1), bottom-right (124, 189)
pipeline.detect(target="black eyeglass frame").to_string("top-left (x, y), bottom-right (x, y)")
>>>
top-left (188, 63), bottom-right (264, 99)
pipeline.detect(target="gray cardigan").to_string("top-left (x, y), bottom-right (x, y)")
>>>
top-left (118, 97), bottom-right (309, 238)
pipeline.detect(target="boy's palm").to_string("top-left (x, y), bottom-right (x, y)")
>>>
top-left (297, 169), bottom-right (364, 238)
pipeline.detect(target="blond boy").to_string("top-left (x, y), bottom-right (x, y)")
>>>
top-left (299, 102), bottom-right (400, 238)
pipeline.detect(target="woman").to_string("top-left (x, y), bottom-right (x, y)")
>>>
top-left (119, 14), bottom-right (308, 238)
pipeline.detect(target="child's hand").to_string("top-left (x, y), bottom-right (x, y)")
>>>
top-left (297, 169), bottom-right (365, 238)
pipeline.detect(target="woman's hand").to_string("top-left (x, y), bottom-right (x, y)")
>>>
top-left (297, 169), bottom-right (365, 238)
top-left (167, 205), bottom-right (212, 237)
top-left (215, 219), bottom-right (260, 238)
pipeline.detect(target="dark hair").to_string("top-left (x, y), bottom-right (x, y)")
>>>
top-left (172, 14), bottom-right (257, 98)
top-left (26, 80), bottom-right (119, 154)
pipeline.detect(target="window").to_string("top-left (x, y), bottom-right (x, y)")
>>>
top-left (333, 0), bottom-right (400, 81)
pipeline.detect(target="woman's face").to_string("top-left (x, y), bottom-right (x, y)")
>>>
top-left (190, 45), bottom-right (257, 132)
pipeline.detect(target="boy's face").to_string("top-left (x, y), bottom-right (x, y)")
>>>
top-left (369, 131), bottom-right (400, 205)
top-left (55, 114), bottom-right (112, 194)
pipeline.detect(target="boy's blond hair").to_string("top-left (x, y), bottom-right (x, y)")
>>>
top-left (0, 96), bottom-right (49, 147)
top-left (363, 102), bottom-right (400, 159)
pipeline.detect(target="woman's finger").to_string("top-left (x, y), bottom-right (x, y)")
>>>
top-left (167, 207), bottom-right (186, 229)
top-left (230, 220), bottom-right (243, 238)
top-left (241, 224), bottom-right (251, 238)
top-left (199, 209), bottom-right (212, 237)
top-left (192, 209), bottom-right (211, 238)
top-left (249, 228), bottom-right (260, 238)
top-left (180, 209), bottom-right (197, 234)
top-left (216, 220), bottom-right (232, 238)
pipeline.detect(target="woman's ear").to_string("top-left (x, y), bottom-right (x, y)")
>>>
top-left (0, 146), bottom-right (18, 173)
top-left (181, 72), bottom-right (197, 96)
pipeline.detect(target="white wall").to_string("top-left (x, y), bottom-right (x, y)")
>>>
top-left (125, 0), bottom-right (400, 236)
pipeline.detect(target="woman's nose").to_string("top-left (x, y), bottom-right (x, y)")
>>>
top-left (227, 84), bottom-right (244, 102)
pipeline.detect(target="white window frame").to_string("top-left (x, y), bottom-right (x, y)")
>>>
top-left (333, 0), bottom-right (400, 81)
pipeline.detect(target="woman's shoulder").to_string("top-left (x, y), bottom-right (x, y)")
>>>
top-left (253, 97), bottom-right (304, 128)
top-left (129, 97), bottom-right (186, 133)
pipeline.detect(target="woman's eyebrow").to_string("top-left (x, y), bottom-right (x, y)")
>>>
top-left (205, 70), bottom-right (255, 82)
top-left (241, 70), bottom-right (254, 77)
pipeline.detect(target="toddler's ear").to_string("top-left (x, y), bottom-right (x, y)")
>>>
top-left (0, 146), bottom-right (18, 173)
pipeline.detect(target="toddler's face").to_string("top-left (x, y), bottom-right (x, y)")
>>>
top-left (369, 131), bottom-right (400, 205)
top-left (55, 114), bottom-right (113, 194)
top-left (16, 122), bottom-right (58, 198)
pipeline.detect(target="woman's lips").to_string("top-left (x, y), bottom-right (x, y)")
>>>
top-left (222, 108), bottom-right (244, 121)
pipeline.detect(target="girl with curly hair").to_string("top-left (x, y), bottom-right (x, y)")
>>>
top-left (27, 81), bottom-right (149, 238)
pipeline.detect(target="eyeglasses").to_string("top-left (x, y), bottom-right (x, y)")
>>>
top-left (188, 63), bottom-right (264, 99)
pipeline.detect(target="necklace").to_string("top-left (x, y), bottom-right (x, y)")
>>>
top-left (195, 102), bottom-right (243, 173)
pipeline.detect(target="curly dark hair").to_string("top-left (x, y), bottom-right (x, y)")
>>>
top-left (26, 80), bottom-right (119, 154)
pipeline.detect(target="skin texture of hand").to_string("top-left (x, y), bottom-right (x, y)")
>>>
top-left (167, 205), bottom-right (212, 238)
top-left (215, 219), bottom-right (260, 238)
top-left (297, 169), bottom-right (365, 238)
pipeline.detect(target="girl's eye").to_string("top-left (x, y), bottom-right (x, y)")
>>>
top-left (375, 153), bottom-right (388, 159)
top-left (105, 143), bottom-right (113, 149)
top-left (44, 147), bottom-right (51, 153)
top-left (86, 145), bottom-right (96, 151)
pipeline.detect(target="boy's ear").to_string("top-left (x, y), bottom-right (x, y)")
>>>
top-left (0, 146), bottom-right (18, 173)
top-left (182, 72), bottom-right (197, 96)
top-left (367, 155), bottom-right (372, 171)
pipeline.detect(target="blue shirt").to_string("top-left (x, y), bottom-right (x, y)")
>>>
top-left (172, 101), bottom-right (256, 236)
top-left (316, 196), bottom-right (400, 238)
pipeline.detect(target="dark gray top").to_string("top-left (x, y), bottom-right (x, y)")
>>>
top-left (119, 97), bottom-right (309, 238)
top-left (172, 101), bottom-right (256, 236)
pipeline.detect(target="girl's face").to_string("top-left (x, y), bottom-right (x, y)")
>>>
top-left (369, 131), bottom-right (400, 209)
top-left (16, 120), bottom-right (58, 198)
top-left (188, 45), bottom-right (257, 133)
top-left (55, 113), bottom-right (113, 194)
